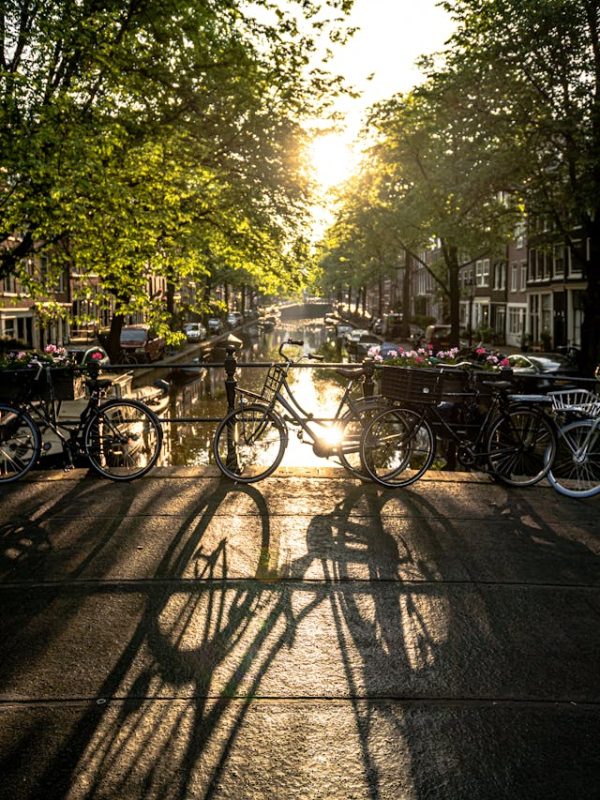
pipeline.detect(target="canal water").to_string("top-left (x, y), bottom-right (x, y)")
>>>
top-left (162, 318), bottom-right (351, 468)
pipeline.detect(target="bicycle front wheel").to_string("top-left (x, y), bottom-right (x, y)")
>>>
top-left (360, 406), bottom-right (435, 488)
top-left (486, 406), bottom-right (556, 487)
top-left (84, 400), bottom-right (163, 481)
top-left (547, 418), bottom-right (600, 498)
top-left (0, 404), bottom-right (41, 483)
top-left (213, 404), bottom-right (287, 483)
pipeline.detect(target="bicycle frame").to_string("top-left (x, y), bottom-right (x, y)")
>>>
top-left (402, 386), bottom-right (551, 468)
top-left (241, 370), bottom-right (370, 454)
top-left (15, 390), bottom-right (101, 464)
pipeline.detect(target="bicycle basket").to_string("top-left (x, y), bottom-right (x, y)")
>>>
top-left (381, 366), bottom-right (443, 405)
top-left (381, 365), bottom-right (473, 406)
top-left (548, 389), bottom-right (600, 418)
top-left (0, 366), bottom-right (85, 402)
top-left (260, 364), bottom-right (286, 406)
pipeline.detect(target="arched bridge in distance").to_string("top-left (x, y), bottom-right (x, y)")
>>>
top-left (279, 299), bottom-right (333, 320)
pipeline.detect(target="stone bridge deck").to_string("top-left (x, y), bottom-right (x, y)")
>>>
top-left (0, 467), bottom-right (599, 799)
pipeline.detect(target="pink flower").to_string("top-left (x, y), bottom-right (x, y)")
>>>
top-left (386, 350), bottom-right (398, 359)
top-left (500, 358), bottom-right (510, 367)
top-left (44, 344), bottom-right (58, 354)
top-left (17, 351), bottom-right (27, 360)
top-left (475, 347), bottom-right (487, 356)
top-left (91, 351), bottom-right (104, 360)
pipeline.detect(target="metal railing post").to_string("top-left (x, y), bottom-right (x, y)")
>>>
top-left (362, 357), bottom-right (375, 399)
top-left (224, 345), bottom-right (239, 471)
top-left (224, 345), bottom-right (238, 412)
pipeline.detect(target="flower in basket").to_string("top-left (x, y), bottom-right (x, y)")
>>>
top-left (465, 345), bottom-right (511, 371)
top-left (369, 344), bottom-right (461, 368)
top-left (0, 344), bottom-right (74, 370)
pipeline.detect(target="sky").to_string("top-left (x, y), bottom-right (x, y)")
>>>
top-left (309, 0), bottom-right (456, 192)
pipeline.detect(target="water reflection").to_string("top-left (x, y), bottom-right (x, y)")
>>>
top-left (163, 319), bottom-right (346, 468)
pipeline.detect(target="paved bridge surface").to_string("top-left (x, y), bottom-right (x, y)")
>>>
top-left (0, 467), bottom-right (599, 800)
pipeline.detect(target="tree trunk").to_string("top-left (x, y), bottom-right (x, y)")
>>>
top-left (102, 313), bottom-right (125, 363)
top-left (581, 219), bottom-right (600, 375)
top-left (400, 252), bottom-right (412, 338)
top-left (446, 245), bottom-right (461, 348)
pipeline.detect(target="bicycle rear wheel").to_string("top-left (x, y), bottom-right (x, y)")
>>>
top-left (546, 418), bottom-right (600, 498)
top-left (486, 406), bottom-right (556, 487)
top-left (83, 400), bottom-right (163, 481)
top-left (213, 403), bottom-right (287, 483)
top-left (0, 404), bottom-right (40, 483)
top-left (337, 398), bottom-right (388, 480)
top-left (360, 406), bottom-right (435, 488)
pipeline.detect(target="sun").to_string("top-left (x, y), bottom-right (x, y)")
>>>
top-left (308, 133), bottom-right (358, 190)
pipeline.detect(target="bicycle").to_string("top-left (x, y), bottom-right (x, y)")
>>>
top-left (545, 388), bottom-right (600, 498)
top-left (0, 360), bottom-right (163, 483)
top-left (212, 339), bottom-right (386, 483)
top-left (359, 367), bottom-right (558, 488)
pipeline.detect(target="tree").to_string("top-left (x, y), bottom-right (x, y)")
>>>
top-left (0, 0), bottom-right (354, 355)
top-left (441, 0), bottom-right (600, 372)
top-left (365, 74), bottom-right (520, 347)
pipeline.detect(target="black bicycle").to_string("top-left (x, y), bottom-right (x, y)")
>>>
top-left (212, 339), bottom-right (385, 483)
top-left (359, 368), bottom-right (557, 488)
top-left (0, 360), bottom-right (163, 483)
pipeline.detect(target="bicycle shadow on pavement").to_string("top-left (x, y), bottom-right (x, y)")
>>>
top-left (293, 483), bottom-right (600, 800)
top-left (25, 479), bottom-right (327, 800)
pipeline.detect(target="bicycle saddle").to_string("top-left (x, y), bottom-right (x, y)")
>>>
top-left (335, 367), bottom-right (364, 379)
top-left (86, 378), bottom-right (113, 390)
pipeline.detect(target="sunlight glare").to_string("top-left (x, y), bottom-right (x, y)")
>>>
top-left (308, 134), bottom-right (358, 190)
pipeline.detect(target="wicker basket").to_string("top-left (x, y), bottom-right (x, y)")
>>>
top-left (381, 366), bottom-right (470, 405)
top-left (0, 367), bottom-right (85, 402)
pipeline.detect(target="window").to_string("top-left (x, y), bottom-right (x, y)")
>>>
top-left (568, 241), bottom-right (583, 277)
top-left (508, 307), bottom-right (526, 335)
top-left (520, 262), bottom-right (527, 291)
top-left (515, 220), bottom-right (526, 249)
top-left (553, 243), bottom-right (565, 277)
top-left (493, 263), bottom-right (506, 291)
top-left (2, 317), bottom-right (16, 337)
top-left (475, 259), bottom-right (490, 287)
top-left (529, 249), bottom-right (537, 281)
top-left (511, 264), bottom-right (518, 292)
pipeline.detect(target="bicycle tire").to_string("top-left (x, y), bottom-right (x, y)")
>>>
top-left (213, 403), bottom-right (287, 483)
top-left (0, 404), bottom-right (41, 483)
top-left (337, 397), bottom-right (389, 480)
top-left (360, 406), bottom-right (436, 488)
top-left (83, 399), bottom-right (163, 481)
top-left (546, 418), bottom-right (600, 498)
top-left (486, 406), bottom-right (556, 487)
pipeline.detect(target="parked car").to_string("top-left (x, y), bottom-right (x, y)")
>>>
top-left (345, 329), bottom-right (372, 354)
top-left (183, 322), bottom-right (207, 343)
top-left (370, 317), bottom-right (384, 335)
top-left (505, 352), bottom-right (581, 390)
top-left (352, 333), bottom-right (382, 360)
top-left (206, 317), bottom-right (223, 335)
top-left (378, 341), bottom-right (402, 359)
top-left (226, 311), bottom-right (243, 329)
top-left (424, 324), bottom-right (452, 351)
top-left (119, 325), bottom-right (165, 363)
top-left (335, 323), bottom-right (353, 340)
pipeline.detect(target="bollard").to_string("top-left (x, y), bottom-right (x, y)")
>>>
top-left (223, 345), bottom-right (240, 472)
top-left (362, 357), bottom-right (375, 399)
